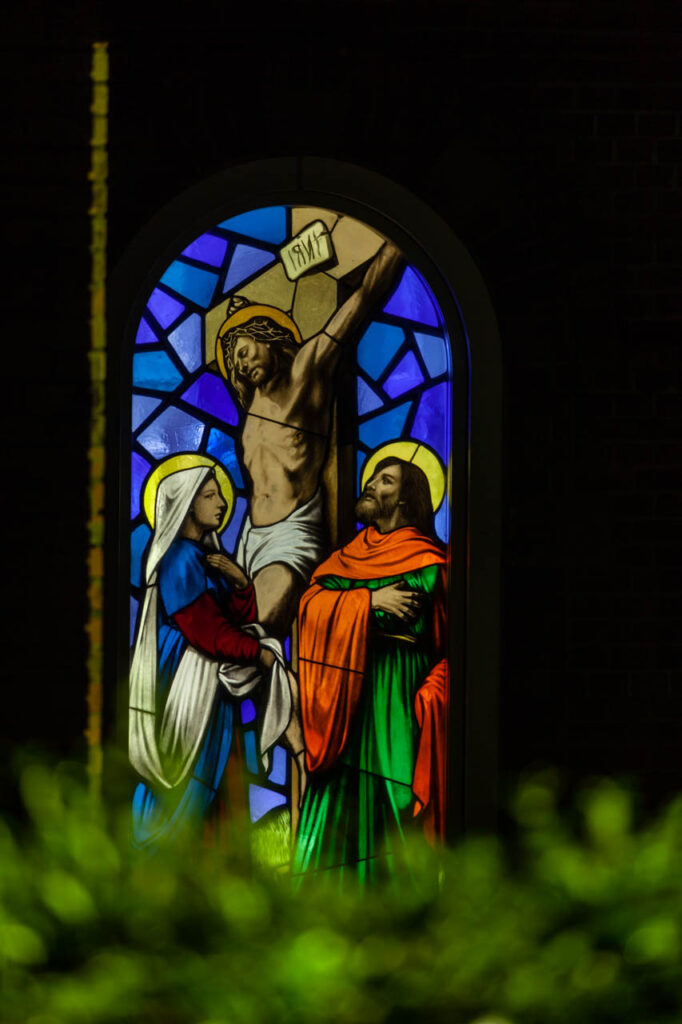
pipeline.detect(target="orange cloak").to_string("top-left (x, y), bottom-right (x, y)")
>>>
top-left (298, 525), bottom-right (449, 841)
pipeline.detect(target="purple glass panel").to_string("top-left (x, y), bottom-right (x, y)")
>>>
top-left (249, 784), bottom-right (287, 823)
top-left (168, 314), bottom-right (202, 372)
top-left (146, 288), bottom-right (185, 329)
top-left (357, 377), bottom-right (383, 415)
top-left (135, 319), bottom-right (157, 345)
top-left (241, 698), bottom-right (256, 725)
top-left (411, 383), bottom-right (451, 464)
top-left (383, 350), bottom-right (424, 399)
top-left (130, 595), bottom-right (139, 647)
top-left (181, 233), bottom-right (228, 268)
top-left (137, 406), bottom-right (205, 459)
top-left (223, 244), bottom-right (276, 293)
top-left (221, 496), bottom-right (248, 556)
top-left (383, 267), bottom-right (440, 328)
top-left (131, 451), bottom-right (151, 519)
top-left (268, 746), bottom-right (287, 786)
top-left (414, 331), bottom-right (449, 379)
top-left (132, 395), bottom-right (161, 431)
top-left (182, 372), bottom-right (238, 426)
top-left (434, 498), bottom-right (450, 544)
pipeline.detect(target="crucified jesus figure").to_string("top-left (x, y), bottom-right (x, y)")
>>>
top-left (216, 240), bottom-right (403, 637)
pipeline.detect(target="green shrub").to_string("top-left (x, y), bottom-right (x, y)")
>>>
top-left (2, 760), bottom-right (682, 1023)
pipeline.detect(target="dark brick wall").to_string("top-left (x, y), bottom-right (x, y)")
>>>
top-left (2, 30), bottom-right (94, 770)
top-left (3, 2), bottom-right (681, 809)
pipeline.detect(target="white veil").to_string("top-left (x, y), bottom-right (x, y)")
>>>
top-left (129, 466), bottom-right (215, 788)
top-left (129, 466), bottom-right (290, 790)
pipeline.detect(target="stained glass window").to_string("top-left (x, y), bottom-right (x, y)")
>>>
top-left (127, 205), bottom-right (453, 880)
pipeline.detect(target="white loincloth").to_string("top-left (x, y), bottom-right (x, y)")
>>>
top-left (237, 488), bottom-right (327, 582)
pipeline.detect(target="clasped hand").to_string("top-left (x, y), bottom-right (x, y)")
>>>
top-left (370, 582), bottom-right (421, 622)
top-left (205, 553), bottom-right (274, 671)
top-left (205, 553), bottom-right (249, 591)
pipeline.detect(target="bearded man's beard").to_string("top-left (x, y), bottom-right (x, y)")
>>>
top-left (355, 492), bottom-right (399, 524)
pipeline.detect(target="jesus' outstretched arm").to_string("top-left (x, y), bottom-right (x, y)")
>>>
top-left (292, 241), bottom-right (404, 383)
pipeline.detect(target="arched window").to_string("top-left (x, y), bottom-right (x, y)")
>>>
top-left (108, 160), bottom-right (500, 877)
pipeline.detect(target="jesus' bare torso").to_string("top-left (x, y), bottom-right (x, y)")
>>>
top-left (242, 362), bottom-right (335, 528)
top-left (228, 242), bottom-right (402, 634)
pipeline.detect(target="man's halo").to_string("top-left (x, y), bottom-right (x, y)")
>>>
top-left (142, 453), bottom-right (235, 532)
top-left (215, 304), bottom-right (303, 381)
top-left (360, 440), bottom-right (446, 512)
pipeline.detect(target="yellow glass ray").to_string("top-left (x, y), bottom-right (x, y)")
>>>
top-left (142, 453), bottom-right (234, 532)
top-left (360, 440), bottom-right (446, 512)
top-left (215, 304), bottom-right (303, 380)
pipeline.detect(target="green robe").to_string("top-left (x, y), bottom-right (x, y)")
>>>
top-left (293, 564), bottom-right (441, 884)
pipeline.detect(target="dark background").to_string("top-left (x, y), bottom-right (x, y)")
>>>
top-left (3, 2), bottom-right (682, 817)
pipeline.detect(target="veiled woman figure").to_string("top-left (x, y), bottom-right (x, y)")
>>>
top-left (129, 460), bottom-right (291, 850)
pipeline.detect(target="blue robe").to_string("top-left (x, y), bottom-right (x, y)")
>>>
top-left (132, 539), bottom-right (240, 849)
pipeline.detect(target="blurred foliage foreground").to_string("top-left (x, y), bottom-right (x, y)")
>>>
top-left (2, 764), bottom-right (682, 1024)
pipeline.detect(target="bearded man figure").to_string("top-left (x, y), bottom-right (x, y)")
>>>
top-left (216, 242), bottom-right (403, 637)
top-left (293, 457), bottom-right (449, 884)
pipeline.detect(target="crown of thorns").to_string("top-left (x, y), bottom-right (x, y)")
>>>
top-left (222, 316), bottom-right (296, 356)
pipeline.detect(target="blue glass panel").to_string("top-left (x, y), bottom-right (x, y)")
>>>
top-left (194, 703), bottom-right (233, 788)
top-left (268, 745), bottom-right (287, 786)
top-left (415, 331), bottom-right (450, 378)
top-left (131, 451), bottom-right (151, 519)
top-left (383, 266), bottom-right (440, 328)
top-left (183, 374), bottom-right (239, 427)
top-left (221, 496), bottom-right (248, 555)
top-left (241, 698), bottom-right (256, 725)
top-left (383, 350), bottom-right (424, 399)
top-left (130, 595), bottom-right (139, 646)
top-left (147, 288), bottom-right (185, 329)
top-left (434, 498), bottom-right (450, 544)
top-left (411, 383), bottom-right (451, 464)
top-left (135, 319), bottom-right (157, 345)
top-left (181, 233), bottom-right (228, 268)
top-left (138, 406), bottom-right (205, 459)
top-left (358, 401), bottom-right (412, 449)
top-left (160, 260), bottom-right (219, 309)
top-left (223, 244), bottom-right (276, 293)
top-left (284, 635), bottom-right (291, 660)
top-left (205, 428), bottom-right (244, 486)
top-left (219, 207), bottom-right (287, 245)
top-left (357, 377), bottom-right (383, 416)
top-left (168, 314), bottom-right (202, 372)
top-left (249, 784), bottom-right (287, 823)
top-left (130, 524), bottom-right (152, 588)
top-left (132, 395), bottom-right (161, 431)
top-left (244, 731), bottom-right (259, 774)
top-left (356, 322), bottom-right (405, 380)
top-left (133, 351), bottom-right (184, 392)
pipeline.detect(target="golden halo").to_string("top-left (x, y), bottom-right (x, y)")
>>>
top-left (215, 304), bottom-right (303, 381)
top-left (360, 440), bottom-right (446, 512)
top-left (142, 453), bottom-right (235, 532)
